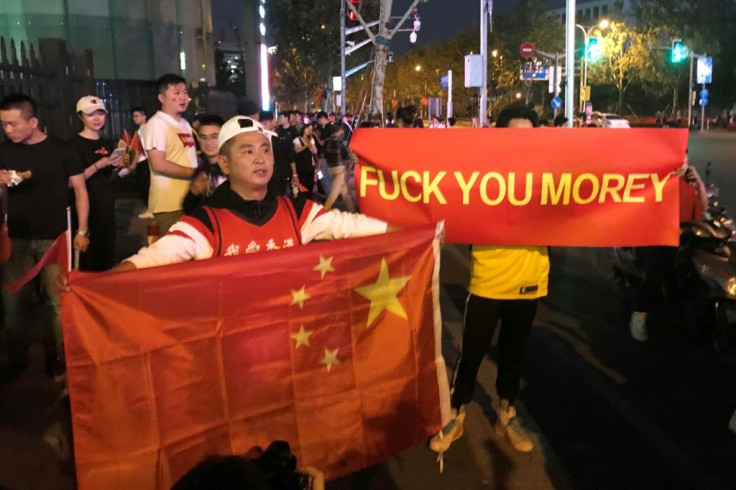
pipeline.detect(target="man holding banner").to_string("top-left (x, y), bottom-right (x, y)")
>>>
top-left (430, 106), bottom-right (546, 454)
top-left (0, 93), bottom-right (90, 384)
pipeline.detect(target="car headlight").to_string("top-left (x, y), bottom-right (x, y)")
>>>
top-left (727, 278), bottom-right (736, 297)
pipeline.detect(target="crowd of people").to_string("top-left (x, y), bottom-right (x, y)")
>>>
top-left (0, 71), bottom-right (710, 487)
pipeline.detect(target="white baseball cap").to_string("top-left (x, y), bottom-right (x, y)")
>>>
top-left (218, 116), bottom-right (276, 151)
top-left (76, 96), bottom-right (107, 114)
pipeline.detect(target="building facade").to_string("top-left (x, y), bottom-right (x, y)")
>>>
top-left (0, 0), bottom-right (215, 83)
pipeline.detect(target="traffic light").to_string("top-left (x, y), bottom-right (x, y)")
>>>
top-left (671, 39), bottom-right (689, 63)
top-left (585, 37), bottom-right (602, 62)
top-left (347, 0), bottom-right (360, 26)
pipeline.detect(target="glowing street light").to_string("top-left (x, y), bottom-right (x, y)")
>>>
top-left (415, 64), bottom-right (422, 72)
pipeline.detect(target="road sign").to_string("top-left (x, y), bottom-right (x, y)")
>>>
top-left (440, 74), bottom-right (449, 89)
top-left (520, 42), bottom-right (535, 58)
top-left (580, 85), bottom-right (591, 101)
top-left (697, 56), bottom-right (713, 84)
top-left (550, 96), bottom-right (562, 110)
top-left (700, 88), bottom-right (709, 99)
top-left (700, 98), bottom-right (709, 107)
top-left (520, 60), bottom-right (548, 81)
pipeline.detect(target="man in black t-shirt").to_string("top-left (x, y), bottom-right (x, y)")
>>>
top-left (260, 111), bottom-right (297, 196)
top-left (0, 93), bottom-right (90, 383)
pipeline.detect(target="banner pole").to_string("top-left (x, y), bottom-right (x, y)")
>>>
top-left (66, 206), bottom-right (74, 272)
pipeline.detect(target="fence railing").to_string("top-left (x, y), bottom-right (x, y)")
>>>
top-left (1, 36), bottom-right (236, 144)
top-left (0, 36), bottom-right (95, 140)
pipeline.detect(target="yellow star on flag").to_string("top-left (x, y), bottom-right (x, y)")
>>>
top-left (353, 258), bottom-right (411, 328)
top-left (290, 325), bottom-right (313, 349)
top-left (290, 285), bottom-right (311, 309)
top-left (313, 255), bottom-right (334, 279)
top-left (320, 348), bottom-right (340, 372)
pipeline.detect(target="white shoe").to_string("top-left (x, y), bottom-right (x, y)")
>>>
top-left (429, 406), bottom-right (465, 453)
top-left (137, 211), bottom-right (154, 219)
top-left (496, 400), bottom-right (534, 453)
top-left (630, 311), bottom-right (648, 341)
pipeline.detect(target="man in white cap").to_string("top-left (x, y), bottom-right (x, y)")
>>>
top-left (0, 93), bottom-right (89, 383)
top-left (105, 116), bottom-right (393, 271)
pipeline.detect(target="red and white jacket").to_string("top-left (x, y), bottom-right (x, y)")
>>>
top-left (126, 184), bottom-right (388, 269)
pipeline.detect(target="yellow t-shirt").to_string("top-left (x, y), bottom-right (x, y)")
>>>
top-left (143, 111), bottom-right (198, 213)
top-left (468, 245), bottom-right (550, 300)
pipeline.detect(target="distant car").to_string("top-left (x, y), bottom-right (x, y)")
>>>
top-left (589, 112), bottom-right (631, 128)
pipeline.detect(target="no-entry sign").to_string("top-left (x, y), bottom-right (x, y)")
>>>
top-left (520, 42), bottom-right (535, 58)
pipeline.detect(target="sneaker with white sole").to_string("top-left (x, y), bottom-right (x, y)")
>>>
top-left (429, 406), bottom-right (465, 453)
top-left (137, 210), bottom-right (154, 219)
top-left (496, 399), bottom-right (533, 453)
top-left (629, 311), bottom-right (648, 341)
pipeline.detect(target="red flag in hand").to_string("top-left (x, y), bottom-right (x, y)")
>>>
top-left (129, 132), bottom-right (144, 153)
top-left (6, 231), bottom-right (69, 293)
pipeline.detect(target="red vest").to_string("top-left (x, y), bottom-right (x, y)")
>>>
top-left (204, 197), bottom-right (302, 257)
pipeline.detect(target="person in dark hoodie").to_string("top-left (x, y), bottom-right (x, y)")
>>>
top-left (94, 116), bottom-right (393, 271)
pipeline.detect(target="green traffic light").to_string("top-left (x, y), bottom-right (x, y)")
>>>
top-left (586, 37), bottom-right (601, 62)
top-left (671, 40), bottom-right (689, 63)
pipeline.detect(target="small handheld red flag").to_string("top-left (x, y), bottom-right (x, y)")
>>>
top-left (5, 230), bottom-right (70, 293)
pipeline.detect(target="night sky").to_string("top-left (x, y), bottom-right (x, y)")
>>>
top-left (212, 0), bottom-right (520, 51)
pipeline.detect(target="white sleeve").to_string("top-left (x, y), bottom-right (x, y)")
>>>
top-left (300, 202), bottom-right (388, 243)
top-left (143, 118), bottom-right (167, 152)
top-left (125, 221), bottom-right (214, 269)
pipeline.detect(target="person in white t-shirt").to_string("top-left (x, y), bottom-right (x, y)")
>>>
top-left (143, 74), bottom-right (198, 234)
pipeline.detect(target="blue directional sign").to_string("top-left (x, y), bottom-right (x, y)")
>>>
top-left (440, 74), bottom-right (449, 89)
top-left (700, 88), bottom-right (709, 99)
top-left (520, 60), bottom-right (549, 81)
top-left (697, 57), bottom-right (713, 84)
top-left (550, 96), bottom-right (562, 110)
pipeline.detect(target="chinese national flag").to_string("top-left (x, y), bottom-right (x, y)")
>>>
top-left (6, 230), bottom-right (70, 293)
top-left (61, 226), bottom-right (450, 489)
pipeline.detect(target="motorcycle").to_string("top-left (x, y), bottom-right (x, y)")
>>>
top-left (612, 163), bottom-right (736, 363)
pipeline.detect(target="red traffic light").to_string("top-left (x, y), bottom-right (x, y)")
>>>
top-left (348, 0), bottom-right (360, 23)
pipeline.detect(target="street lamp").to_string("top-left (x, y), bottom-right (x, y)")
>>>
top-left (576, 18), bottom-right (609, 113)
top-left (415, 64), bottom-right (422, 72)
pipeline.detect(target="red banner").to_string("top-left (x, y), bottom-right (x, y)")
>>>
top-left (352, 128), bottom-right (688, 246)
top-left (61, 227), bottom-right (449, 489)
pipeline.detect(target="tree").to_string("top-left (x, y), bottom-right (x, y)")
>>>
top-left (584, 22), bottom-right (643, 113)
top-left (632, 0), bottom-right (734, 107)
top-left (347, 0), bottom-right (428, 121)
top-left (268, 0), bottom-right (341, 109)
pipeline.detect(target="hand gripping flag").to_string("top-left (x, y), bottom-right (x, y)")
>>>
top-left (61, 226), bottom-right (450, 489)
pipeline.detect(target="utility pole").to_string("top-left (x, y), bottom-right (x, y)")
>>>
top-left (479, 0), bottom-right (492, 126)
top-left (565, 0), bottom-right (576, 127)
top-left (340, 0), bottom-right (346, 112)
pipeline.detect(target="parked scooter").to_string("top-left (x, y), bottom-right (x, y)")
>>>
top-left (612, 163), bottom-right (736, 363)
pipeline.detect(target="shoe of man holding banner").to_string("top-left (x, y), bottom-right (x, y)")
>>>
top-left (0, 93), bottom-right (90, 384)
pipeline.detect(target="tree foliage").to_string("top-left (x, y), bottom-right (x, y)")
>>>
top-left (268, 0), bottom-right (341, 110)
top-left (382, 0), bottom-right (565, 119)
top-left (632, 0), bottom-right (735, 109)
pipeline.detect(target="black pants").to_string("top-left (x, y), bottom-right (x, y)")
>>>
top-left (136, 160), bottom-right (150, 207)
top-left (633, 246), bottom-right (677, 312)
top-left (451, 294), bottom-right (538, 409)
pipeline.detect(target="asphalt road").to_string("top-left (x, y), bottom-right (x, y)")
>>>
top-left (1, 130), bottom-right (736, 489)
